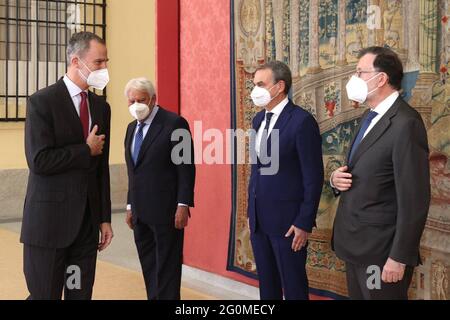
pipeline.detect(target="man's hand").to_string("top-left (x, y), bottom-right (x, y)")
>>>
top-left (98, 222), bottom-right (113, 252)
top-left (285, 225), bottom-right (310, 252)
top-left (175, 206), bottom-right (189, 230)
top-left (125, 210), bottom-right (134, 230)
top-left (331, 166), bottom-right (352, 192)
top-left (382, 257), bottom-right (406, 283)
top-left (86, 125), bottom-right (106, 156)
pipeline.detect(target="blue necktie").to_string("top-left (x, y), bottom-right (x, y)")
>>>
top-left (132, 122), bottom-right (146, 165)
top-left (348, 110), bottom-right (378, 162)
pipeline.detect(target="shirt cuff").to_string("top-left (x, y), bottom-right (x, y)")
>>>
top-left (329, 171), bottom-right (336, 188)
top-left (126, 204), bottom-right (131, 211)
top-left (178, 203), bottom-right (189, 207)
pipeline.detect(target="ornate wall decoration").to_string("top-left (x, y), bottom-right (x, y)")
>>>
top-left (229, 0), bottom-right (450, 299)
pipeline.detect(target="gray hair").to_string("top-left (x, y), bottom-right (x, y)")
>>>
top-left (124, 77), bottom-right (156, 98)
top-left (256, 60), bottom-right (292, 94)
top-left (66, 31), bottom-right (105, 64)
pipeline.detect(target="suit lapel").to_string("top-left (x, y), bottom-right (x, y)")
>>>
top-left (252, 101), bottom-right (294, 135)
top-left (125, 121), bottom-right (137, 167)
top-left (253, 111), bottom-right (265, 130)
top-left (349, 98), bottom-right (401, 167)
top-left (56, 79), bottom-right (84, 140)
top-left (135, 108), bottom-right (164, 167)
top-left (345, 109), bottom-right (369, 163)
top-left (88, 92), bottom-right (101, 133)
top-left (263, 103), bottom-right (290, 159)
top-left (253, 101), bottom-right (293, 162)
top-left (270, 101), bottom-right (293, 137)
top-left (266, 102), bottom-right (293, 157)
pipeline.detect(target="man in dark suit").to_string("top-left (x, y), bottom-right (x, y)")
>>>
top-left (247, 61), bottom-right (324, 300)
top-left (124, 77), bottom-right (195, 300)
top-left (331, 46), bottom-right (430, 300)
top-left (21, 32), bottom-right (113, 300)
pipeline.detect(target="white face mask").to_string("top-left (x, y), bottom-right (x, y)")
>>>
top-left (345, 73), bottom-right (381, 103)
top-left (78, 59), bottom-right (110, 90)
top-left (129, 102), bottom-right (151, 121)
top-left (250, 83), bottom-right (279, 107)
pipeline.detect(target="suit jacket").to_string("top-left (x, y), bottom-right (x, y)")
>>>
top-left (21, 78), bottom-right (111, 249)
top-left (332, 97), bottom-right (430, 266)
top-left (247, 100), bottom-right (324, 235)
top-left (125, 107), bottom-right (195, 225)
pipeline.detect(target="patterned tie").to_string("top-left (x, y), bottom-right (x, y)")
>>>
top-left (259, 112), bottom-right (274, 156)
top-left (79, 92), bottom-right (89, 139)
top-left (348, 110), bottom-right (378, 162)
top-left (132, 122), bottom-right (147, 165)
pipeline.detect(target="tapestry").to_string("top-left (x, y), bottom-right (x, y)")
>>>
top-left (228, 0), bottom-right (450, 299)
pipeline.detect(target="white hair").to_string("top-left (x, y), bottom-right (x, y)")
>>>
top-left (124, 77), bottom-right (156, 98)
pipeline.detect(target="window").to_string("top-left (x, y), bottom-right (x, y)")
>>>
top-left (0, 0), bottom-right (106, 122)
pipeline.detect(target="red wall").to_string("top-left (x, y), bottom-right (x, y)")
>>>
top-left (178, 0), bottom-right (258, 287)
top-left (156, 1), bottom-right (330, 298)
top-left (156, 0), bottom-right (180, 114)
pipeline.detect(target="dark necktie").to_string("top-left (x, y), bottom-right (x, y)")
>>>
top-left (348, 110), bottom-right (378, 162)
top-left (259, 112), bottom-right (274, 156)
top-left (132, 122), bottom-right (146, 165)
top-left (79, 92), bottom-right (89, 139)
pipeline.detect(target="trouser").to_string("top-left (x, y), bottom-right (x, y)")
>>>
top-left (24, 207), bottom-right (98, 300)
top-left (345, 261), bottom-right (414, 300)
top-left (133, 219), bottom-right (184, 300)
top-left (250, 227), bottom-right (309, 300)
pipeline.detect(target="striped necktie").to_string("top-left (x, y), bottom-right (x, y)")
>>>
top-left (132, 122), bottom-right (146, 165)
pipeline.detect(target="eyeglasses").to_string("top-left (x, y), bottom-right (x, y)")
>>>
top-left (355, 69), bottom-right (379, 78)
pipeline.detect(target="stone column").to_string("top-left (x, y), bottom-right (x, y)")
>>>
top-left (272, 0), bottom-right (285, 62)
top-left (290, 0), bottom-right (300, 76)
top-left (306, 0), bottom-right (322, 74)
top-left (419, 0), bottom-right (438, 73)
top-left (405, 0), bottom-right (420, 72)
top-left (336, 0), bottom-right (347, 66)
top-left (367, 0), bottom-right (380, 46)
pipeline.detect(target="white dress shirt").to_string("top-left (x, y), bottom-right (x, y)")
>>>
top-left (126, 106), bottom-right (187, 211)
top-left (363, 91), bottom-right (399, 138)
top-left (63, 75), bottom-right (92, 130)
top-left (255, 97), bottom-right (289, 157)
